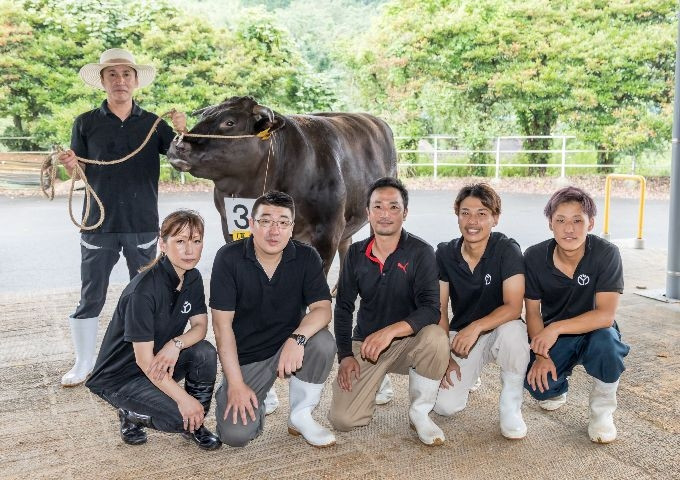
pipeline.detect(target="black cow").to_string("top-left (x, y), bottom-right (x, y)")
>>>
top-left (167, 96), bottom-right (396, 274)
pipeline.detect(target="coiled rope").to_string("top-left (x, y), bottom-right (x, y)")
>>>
top-left (41, 110), bottom-right (274, 230)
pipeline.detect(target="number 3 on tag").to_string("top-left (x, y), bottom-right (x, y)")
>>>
top-left (224, 198), bottom-right (256, 241)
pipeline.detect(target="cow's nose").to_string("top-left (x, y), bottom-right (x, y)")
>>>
top-left (173, 139), bottom-right (188, 152)
top-left (169, 139), bottom-right (193, 161)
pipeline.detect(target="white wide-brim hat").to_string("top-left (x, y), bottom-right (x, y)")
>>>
top-left (79, 48), bottom-right (156, 90)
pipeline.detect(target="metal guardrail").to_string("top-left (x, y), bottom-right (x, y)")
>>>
top-left (602, 174), bottom-right (646, 249)
top-left (394, 135), bottom-right (669, 178)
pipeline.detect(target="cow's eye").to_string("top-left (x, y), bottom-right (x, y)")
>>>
top-left (224, 121), bottom-right (234, 127)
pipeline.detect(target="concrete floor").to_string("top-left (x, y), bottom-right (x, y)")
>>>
top-left (0, 246), bottom-right (678, 479)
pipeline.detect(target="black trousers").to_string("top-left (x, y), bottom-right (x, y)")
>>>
top-left (73, 232), bottom-right (157, 319)
top-left (96, 340), bottom-right (217, 433)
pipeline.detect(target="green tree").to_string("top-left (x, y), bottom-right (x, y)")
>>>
top-left (561, 0), bottom-right (676, 168)
top-left (213, 8), bottom-right (336, 113)
top-left (273, 0), bottom-right (387, 109)
top-left (348, 0), bottom-right (675, 175)
top-left (0, 0), bottom-right (335, 147)
top-left (181, 0), bottom-right (387, 111)
top-left (0, 0), bottom-right (107, 148)
top-left (347, 0), bottom-right (523, 173)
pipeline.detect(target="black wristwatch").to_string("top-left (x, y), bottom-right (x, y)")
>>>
top-left (289, 333), bottom-right (307, 346)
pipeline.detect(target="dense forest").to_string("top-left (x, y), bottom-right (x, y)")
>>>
top-left (1, 0), bottom-right (676, 172)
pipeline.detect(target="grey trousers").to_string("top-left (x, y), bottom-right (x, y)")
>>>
top-left (215, 328), bottom-right (336, 447)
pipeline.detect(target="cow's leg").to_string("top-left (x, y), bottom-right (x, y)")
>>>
top-left (309, 221), bottom-right (344, 279)
top-left (331, 235), bottom-right (352, 296)
top-left (316, 236), bottom-right (339, 278)
top-left (213, 186), bottom-right (231, 243)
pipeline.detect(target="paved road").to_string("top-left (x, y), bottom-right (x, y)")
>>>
top-left (1, 190), bottom-right (670, 293)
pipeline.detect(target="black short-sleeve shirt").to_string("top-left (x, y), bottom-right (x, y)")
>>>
top-left (523, 234), bottom-right (624, 326)
top-left (85, 256), bottom-right (207, 394)
top-left (70, 100), bottom-right (176, 233)
top-left (209, 237), bottom-right (332, 365)
top-left (437, 231), bottom-right (524, 331)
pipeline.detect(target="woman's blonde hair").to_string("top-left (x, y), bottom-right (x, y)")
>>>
top-left (139, 209), bottom-right (205, 272)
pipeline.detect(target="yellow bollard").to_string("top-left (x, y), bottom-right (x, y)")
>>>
top-left (602, 174), bottom-right (646, 249)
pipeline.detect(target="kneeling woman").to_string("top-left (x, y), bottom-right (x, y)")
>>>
top-left (433, 184), bottom-right (529, 439)
top-left (86, 210), bottom-right (221, 450)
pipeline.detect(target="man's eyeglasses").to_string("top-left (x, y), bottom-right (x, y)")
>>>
top-left (254, 218), bottom-right (294, 229)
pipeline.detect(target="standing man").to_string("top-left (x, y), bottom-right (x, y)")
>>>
top-left (58, 48), bottom-right (186, 387)
top-left (523, 186), bottom-right (630, 443)
top-left (329, 177), bottom-right (450, 446)
top-left (210, 191), bottom-right (337, 448)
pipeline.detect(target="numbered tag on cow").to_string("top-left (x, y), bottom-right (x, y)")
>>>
top-left (224, 197), bottom-right (256, 241)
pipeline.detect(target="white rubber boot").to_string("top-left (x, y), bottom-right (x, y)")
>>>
top-left (588, 378), bottom-right (619, 444)
top-left (375, 375), bottom-right (394, 405)
top-left (499, 371), bottom-right (527, 439)
top-left (287, 376), bottom-right (336, 448)
top-left (264, 385), bottom-right (279, 415)
top-left (61, 316), bottom-right (98, 387)
top-left (538, 393), bottom-right (567, 411)
top-left (408, 368), bottom-right (445, 446)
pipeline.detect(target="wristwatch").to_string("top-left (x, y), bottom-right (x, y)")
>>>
top-left (173, 337), bottom-right (184, 350)
top-left (289, 333), bottom-right (307, 346)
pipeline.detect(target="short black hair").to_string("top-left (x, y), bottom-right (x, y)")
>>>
top-left (544, 186), bottom-right (597, 219)
top-left (252, 190), bottom-right (295, 219)
top-left (366, 177), bottom-right (408, 209)
top-left (454, 183), bottom-right (501, 216)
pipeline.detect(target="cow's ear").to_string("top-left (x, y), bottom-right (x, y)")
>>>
top-left (254, 114), bottom-right (285, 134)
top-left (253, 104), bottom-right (285, 133)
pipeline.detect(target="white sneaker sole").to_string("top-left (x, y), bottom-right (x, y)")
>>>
top-left (538, 394), bottom-right (567, 411)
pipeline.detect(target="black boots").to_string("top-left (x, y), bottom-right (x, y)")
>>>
top-left (116, 379), bottom-right (220, 450)
top-left (118, 409), bottom-right (153, 445)
top-left (182, 379), bottom-right (222, 450)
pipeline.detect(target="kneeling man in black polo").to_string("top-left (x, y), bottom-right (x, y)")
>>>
top-left (210, 191), bottom-right (336, 448)
top-left (328, 177), bottom-right (450, 446)
top-left (523, 186), bottom-right (630, 443)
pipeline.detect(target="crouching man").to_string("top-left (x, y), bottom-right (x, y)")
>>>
top-left (210, 191), bottom-right (336, 448)
top-left (433, 184), bottom-right (529, 440)
top-left (328, 177), bottom-right (450, 446)
top-left (523, 186), bottom-right (630, 443)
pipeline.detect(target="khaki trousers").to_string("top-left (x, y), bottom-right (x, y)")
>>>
top-left (328, 324), bottom-right (449, 431)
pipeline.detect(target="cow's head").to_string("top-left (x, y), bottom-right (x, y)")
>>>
top-left (167, 96), bottom-right (284, 180)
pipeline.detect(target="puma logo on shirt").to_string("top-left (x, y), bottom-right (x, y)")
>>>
top-left (397, 262), bottom-right (409, 273)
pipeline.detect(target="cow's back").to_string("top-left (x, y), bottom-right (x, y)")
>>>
top-left (307, 112), bottom-right (396, 173)
top-left (287, 112), bottom-right (396, 237)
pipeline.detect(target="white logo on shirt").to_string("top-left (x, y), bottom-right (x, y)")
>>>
top-left (181, 301), bottom-right (192, 314)
top-left (484, 274), bottom-right (492, 285)
top-left (577, 274), bottom-right (590, 286)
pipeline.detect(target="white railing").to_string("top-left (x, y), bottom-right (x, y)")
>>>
top-left (395, 134), bottom-right (665, 178)
top-left (0, 135), bottom-right (669, 182)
